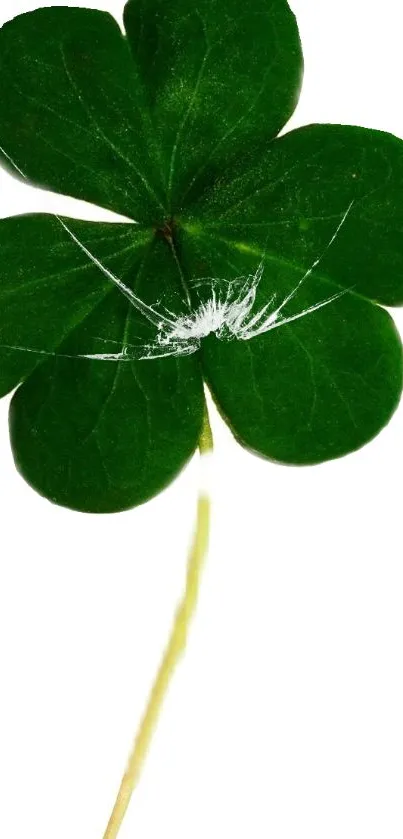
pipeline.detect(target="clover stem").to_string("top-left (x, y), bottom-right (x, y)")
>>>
top-left (102, 402), bottom-right (213, 839)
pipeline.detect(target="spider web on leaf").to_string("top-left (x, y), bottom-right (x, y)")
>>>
top-left (0, 143), bottom-right (354, 363)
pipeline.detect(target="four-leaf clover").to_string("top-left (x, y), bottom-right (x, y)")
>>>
top-left (0, 1), bottom-right (402, 513)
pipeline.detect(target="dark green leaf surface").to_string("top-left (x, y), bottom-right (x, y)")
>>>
top-left (202, 303), bottom-right (402, 465)
top-left (0, 8), bottom-right (166, 222)
top-left (0, 215), bottom-right (150, 397)
top-left (124, 0), bottom-right (303, 209)
top-left (9, 237), bottom-right (205, 513)
top-left (184, 124), bottom-right (403, 305)
top-left (179, 229), bottom-right (403, 464)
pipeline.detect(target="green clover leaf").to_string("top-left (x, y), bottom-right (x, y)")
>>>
top-left (0, 2), bottom-right (402, 512)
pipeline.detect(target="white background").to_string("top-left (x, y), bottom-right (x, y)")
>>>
top-left (0, 1), bottom-right (402, 837)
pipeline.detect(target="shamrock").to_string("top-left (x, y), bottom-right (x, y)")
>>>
top-left (0, 1), bottom-right (402, 514)
top-left (3, 3), bottom-right (403, 836)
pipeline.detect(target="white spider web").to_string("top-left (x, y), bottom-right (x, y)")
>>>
top-left (0, 144), bottom-right (355, 363)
